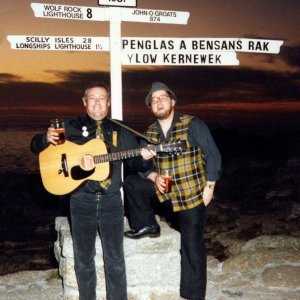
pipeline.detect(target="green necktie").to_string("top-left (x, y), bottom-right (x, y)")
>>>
top-left (96, 120), bottom-right (105, 140)
top-left (96, 120), bottom-right (111, 190)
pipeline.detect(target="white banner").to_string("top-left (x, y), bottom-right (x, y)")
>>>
top-left (121, 51), bottom-right (239, 66)
top-left (7, 35), bottom-right (110, 51)
top-left (122, 38), bottom-right (284, 54)
top-left (31, 3), bottom-right (109, 21)
top-left (98, 0), bottom-right (136, 7)
top-left (120, 8), bottom-right (190, 24)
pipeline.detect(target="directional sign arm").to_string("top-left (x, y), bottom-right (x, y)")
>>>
top-left (31, 3), bottom-right (110, 21)
top-left (7, 35), bottom-right (110, 51)
top-left (121, 7), bottom-right (190, 24)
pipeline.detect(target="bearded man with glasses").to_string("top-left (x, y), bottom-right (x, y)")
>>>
top-left (124, 81), bottom-right (222, 300)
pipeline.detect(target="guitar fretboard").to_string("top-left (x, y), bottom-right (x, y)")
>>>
top-left (92, 141), bottom-right (185, 164)
top-left (94, 148), bottom-right (144, 164)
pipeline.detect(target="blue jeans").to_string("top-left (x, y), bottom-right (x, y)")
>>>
top-left (70, 191), bottom-right (127, 300)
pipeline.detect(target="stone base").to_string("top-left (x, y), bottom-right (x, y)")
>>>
top-left (54, 216), bottom-right (181, 300)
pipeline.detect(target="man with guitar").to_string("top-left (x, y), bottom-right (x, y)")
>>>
top-left (124, 82), bottom-right (222, 300)
top-left (30, 82), bottom-right (154, 300)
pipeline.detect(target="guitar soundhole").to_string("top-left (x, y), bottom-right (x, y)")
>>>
top-left (71, 166), bottom-right (95, 180)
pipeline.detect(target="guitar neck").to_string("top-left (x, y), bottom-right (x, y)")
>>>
top-left (94, 145), bottom-right (161, 164)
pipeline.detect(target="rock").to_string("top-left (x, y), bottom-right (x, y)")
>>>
top-left (217, 235), bottom-right (300, 298)
top-left (213, 229), bottom-right (246, 257)
top-left (261, 215), bottom-right (286, 235)
top-left (287, 202), bottom-right (300, 220)
top-left (262, 265), bottom-right (300, 289)
top-left (222, 248), bottom-right (300, 273)
top-left (54, 217), bottom-right (181, 299)
top-left (240, 235), bottom-right (300, 252)
top-left (266, 185), bottom-right (298, 199)
top-left (0, 269), bottom-right (63, 300)
top-left (236, 215), bottom-right (261, 231)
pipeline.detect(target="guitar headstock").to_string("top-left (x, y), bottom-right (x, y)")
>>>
top-left (160, 140), bottom-right (187, 154)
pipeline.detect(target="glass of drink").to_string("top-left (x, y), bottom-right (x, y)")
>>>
top-left (50, 118), bottom-right (65, 145)
top-left (161, 169), bottom-right (173, 193)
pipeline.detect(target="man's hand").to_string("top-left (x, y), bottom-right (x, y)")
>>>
top-left (147, 172), bottom-right (166, 194)
top-left (81, 154), bottom-right (95, 171)
top-left (202, 181), bottom-right (216, 206)
top-left (140, 147), bottom-right (156, 160)
top-left (46, 128), bottom-right (60, 145)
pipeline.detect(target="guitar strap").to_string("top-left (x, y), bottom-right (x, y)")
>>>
top-left (108, 118), bottom-right (159, 145)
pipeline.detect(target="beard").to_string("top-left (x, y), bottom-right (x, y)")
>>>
top-left (152, 107), bottom-right (173, 120)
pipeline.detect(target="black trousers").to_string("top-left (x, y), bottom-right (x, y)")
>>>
top-left (70, 191), bottom-right (127, 300)
top-left (124, 174), bottom-right (207, 300)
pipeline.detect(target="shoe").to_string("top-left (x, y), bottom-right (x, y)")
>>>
top-left (124, 225), bottom-right (160, 239)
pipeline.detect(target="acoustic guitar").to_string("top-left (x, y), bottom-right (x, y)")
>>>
top-left (39, 139), bottom-right (186, 195)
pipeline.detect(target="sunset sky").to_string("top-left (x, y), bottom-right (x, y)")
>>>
top-left (1, 0), bottom-right (299, 131)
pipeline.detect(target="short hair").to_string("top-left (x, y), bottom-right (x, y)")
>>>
top-left (83, 82), bottom-right (110, 99)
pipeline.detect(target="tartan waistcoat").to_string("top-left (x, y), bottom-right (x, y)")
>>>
top-left (146, 114), bottom-right (206, 212)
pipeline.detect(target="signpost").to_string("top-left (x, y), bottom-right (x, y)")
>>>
top-left (7, 2), bottom-right (283, 119)
top-left (29, 2), bottom-right (190, 120)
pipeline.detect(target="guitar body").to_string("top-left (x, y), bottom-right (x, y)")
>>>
top-left (39, 139), bottom-right (110, 195)
top-left (39, 138), bottom-right (186, 196)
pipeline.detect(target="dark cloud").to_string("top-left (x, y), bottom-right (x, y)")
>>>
top-left (0, 73), bottom-right (22, 82)
top-left (1, 64), bottom-right (299, 108)
top-left (0, 81), bottom-right (78, 105)
top-left (122, 66), bottom-right (299, 104)
top-left (46, 70), bottom-right (111, 93)
top-left (281, 43), bottom-right (300, 67)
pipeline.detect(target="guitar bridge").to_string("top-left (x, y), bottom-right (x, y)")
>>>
top-left (58, 153), bottom-right (69, 177)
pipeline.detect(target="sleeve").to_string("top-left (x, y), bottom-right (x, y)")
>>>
top-left (189, 118), bottom-right (222, 181)
top-left (121, 129), bottom-right (152, 172)
top-left (30, 132), bottom-right (49, 154)
top-left (134, 136), bottom-right (155, 179)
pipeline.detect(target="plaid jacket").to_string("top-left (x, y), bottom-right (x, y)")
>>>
top-left (146, 114), bottom-right (206, 212)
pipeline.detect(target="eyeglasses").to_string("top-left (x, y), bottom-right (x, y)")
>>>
top-left (151, 95), bottom-right (170, 105)
top-left (86, 96), bottom-right (108, 102)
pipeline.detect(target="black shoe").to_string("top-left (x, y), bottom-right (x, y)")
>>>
top-left (124, 225), bottom-right (160, 239)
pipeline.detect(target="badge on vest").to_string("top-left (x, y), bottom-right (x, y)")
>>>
top-left (112, 131), bottom-right (117, 147)
top-left (82, 126), bottom-right (89, 137)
